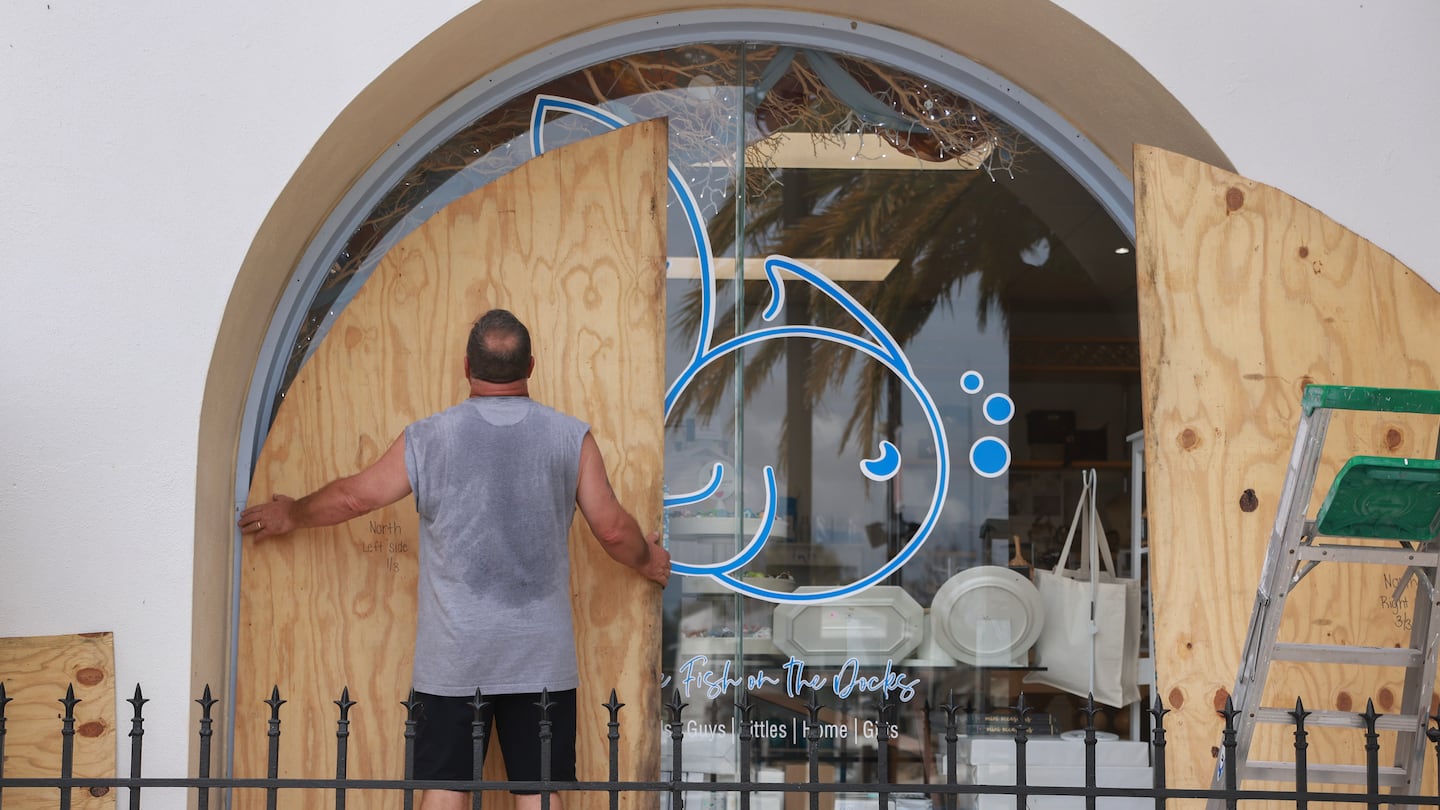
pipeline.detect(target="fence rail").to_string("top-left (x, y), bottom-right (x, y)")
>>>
top-left (3, 681), bottom-right (1440, 809)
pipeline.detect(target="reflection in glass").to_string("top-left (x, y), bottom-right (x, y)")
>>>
top-left (284, 40), bottom-right (1143, 789)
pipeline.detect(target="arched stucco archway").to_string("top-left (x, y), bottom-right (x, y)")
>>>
top-left (192, 0), bottom-right (1232, 767)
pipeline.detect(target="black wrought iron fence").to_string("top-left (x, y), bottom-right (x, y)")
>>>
top-left (3, 681), bottom-right (1440, 810)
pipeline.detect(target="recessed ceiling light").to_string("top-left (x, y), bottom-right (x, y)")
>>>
top-left (1020, 237), bottom-right (1051, 267)
top-left (1114, 246), bottom-right (1132, 255)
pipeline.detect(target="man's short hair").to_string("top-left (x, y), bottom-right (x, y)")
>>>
top-left (467, 309), bottom-right (532, 383)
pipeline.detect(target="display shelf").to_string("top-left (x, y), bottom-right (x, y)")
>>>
top-left (678, 637), bottom-right (781, 657)
top-left (1010, 459), bottom-right (1132, 471)
top-left (1009, 337), bottom-right (1140, 383)
top-left (684, 576), bottom-right (796, 595)
top-left (670, 515), bottom-right (791, 539)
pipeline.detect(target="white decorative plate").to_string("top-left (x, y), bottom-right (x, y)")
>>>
top-left (930, 566), bottom-right (1045, 666)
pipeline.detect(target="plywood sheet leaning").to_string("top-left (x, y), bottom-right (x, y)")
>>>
top-left (0, 632), bottom-right (117, 810)
top-left (237, 119), bottom-right (668, 810)
top-left (1135, 144), bottom-right (1440, 799)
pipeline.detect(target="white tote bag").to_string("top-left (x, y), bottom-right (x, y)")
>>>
top-left (1024, 469), bottom-right (1142, 708)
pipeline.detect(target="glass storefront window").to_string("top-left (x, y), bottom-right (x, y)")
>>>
top-left (285, 40), bottom-right (1141, 788)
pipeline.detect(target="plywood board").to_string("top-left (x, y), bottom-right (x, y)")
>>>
top-left (0, 632), bottom-right (117, 810)
top-left (1135, 144), bottom-right (1440, 795)
top-left (238, 120), bottom-right (668, 809)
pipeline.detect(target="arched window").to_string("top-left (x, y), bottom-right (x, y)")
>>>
top-left (234, 12), bottom-right (1148, 771)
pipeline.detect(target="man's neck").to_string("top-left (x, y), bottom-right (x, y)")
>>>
top-left (468, 378), bottom-right (530, 398)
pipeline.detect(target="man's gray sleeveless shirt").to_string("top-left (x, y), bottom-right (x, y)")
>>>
top-left (404, 396), bottom-right (589, 696)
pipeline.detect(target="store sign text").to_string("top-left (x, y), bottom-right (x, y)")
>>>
top-left (683, 717), bottom-right (899, 741)
top-left (663, 654), bottom-right (919, 703)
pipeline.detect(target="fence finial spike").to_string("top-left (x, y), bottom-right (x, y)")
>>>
top-left (265, 686), bottom-right (285, 715)
top-left (60, 684), bottom-right (80, 715)
top-left (196, 684), bottom-right (217, 715)
top-left (1361, 698), bottom-right (1380, 728)
top-left (1216, 694), bottom-right (1239, 725)
top-left (666, 688), bottom-right (688, 723)
top-left (336, 686), bottom-right (356, 715)
top-left (1082, 693), bottom-right (1099, 728)
top-left (402, 688), bottom-right (421, 721)
top-left (129, 684), bottom-right (148, 715)
top-left (735, 683), bottom-right (753, 717)
top-left (604, 689), bottom-right (624, 718)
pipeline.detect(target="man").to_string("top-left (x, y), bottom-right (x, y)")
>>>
top-left (239, 308), bottom-right (670, 810)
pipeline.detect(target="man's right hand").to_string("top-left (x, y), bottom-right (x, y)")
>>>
top-left (640, 531), bottom-right (671, 587)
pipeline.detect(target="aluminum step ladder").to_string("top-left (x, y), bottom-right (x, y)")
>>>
top-left (1214, 384), bottom-right (1440, 797)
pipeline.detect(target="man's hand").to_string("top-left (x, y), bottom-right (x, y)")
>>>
top-left (237, 433), bottom-right (412, 541)
top-left (639, 531), bottom-right (671, 587)
top-left (238, 494), bottom-right (299, 541)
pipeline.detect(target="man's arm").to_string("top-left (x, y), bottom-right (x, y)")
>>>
top-left (238, 433), bottom-right (413, 541)
top-left (575, 431), bottom-right (670, 586)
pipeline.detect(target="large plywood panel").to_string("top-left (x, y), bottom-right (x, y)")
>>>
top-left (237, 120), bottom-right (667, 809)
top-left (1136, 145), bottom-right (1440, 794)
top-left (0, 633), bottom-right (116, 810)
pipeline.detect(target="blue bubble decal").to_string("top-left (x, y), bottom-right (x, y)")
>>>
top-left (860, 441), bottom-right (902, 482)
top-left (957, 372), bottom-right (1013, 475)
top-left (983, 393), bottom-right (1015, 425)
top-left (970, 437), bottom-right (1011, 478)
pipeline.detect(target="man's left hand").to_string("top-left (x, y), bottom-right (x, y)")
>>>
top-left (238, 494), bottom-right (298, 541)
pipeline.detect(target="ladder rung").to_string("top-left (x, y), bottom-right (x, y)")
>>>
top-left (1272, 642), bottom-right (1423, 666)
top-left (1252, 707), bottom-right (1426, 731)
top-left (1242, 761), bottom-right (1410, 787)
top-left (1293, 543), bottom-right (1440, 565)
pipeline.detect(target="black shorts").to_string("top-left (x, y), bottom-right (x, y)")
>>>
top-left (412, 689), bottom-right (577, 793)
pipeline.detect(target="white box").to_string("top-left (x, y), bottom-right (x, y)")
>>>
top-left (754, 767), bottom-right (786, 810)
top-left (659, 730), bottom-right (738, 776)
top-left (834, 794), bottom-right (932, 810)
top-left (964, 738), bottom-right (1150, 768)
top-left (976, 796), bottom-right (1151, 810)
top-left (966, 738), bottom-right (1153, 810)
top-left (973, 764), bottom-right (1152, 786)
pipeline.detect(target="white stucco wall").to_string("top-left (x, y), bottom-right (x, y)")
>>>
top-left (1, 0), bottom-right (1436, 800)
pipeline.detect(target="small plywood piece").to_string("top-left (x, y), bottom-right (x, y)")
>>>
top-left (0, 633), bottom-right (117, 810)
top-left (238, 120), bottom-right (668, 810)
top-left (1136, 144), bottom-right (1440, 797)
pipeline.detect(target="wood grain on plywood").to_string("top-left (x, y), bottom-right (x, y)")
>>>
top-left (1136, 144), bottom-right (1440, 796)
top-left (238, 120), bottom-right (667, 809)
top-left (0, 632), bottom-right (117, 810)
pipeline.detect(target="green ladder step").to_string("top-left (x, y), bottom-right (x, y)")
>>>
top-left (1315, 455), bottom-right (1440, 541)
top-left (1303, 384), bottom-right (1440, 416)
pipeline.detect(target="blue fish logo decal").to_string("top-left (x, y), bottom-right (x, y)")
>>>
top-left (531, 95), bottom-right (1013, 603)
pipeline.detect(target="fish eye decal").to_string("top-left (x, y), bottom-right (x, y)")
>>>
top-left (532, 95), bottom-right (1013, 603)
top-left (860, 441), bottom-right (902, 482)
